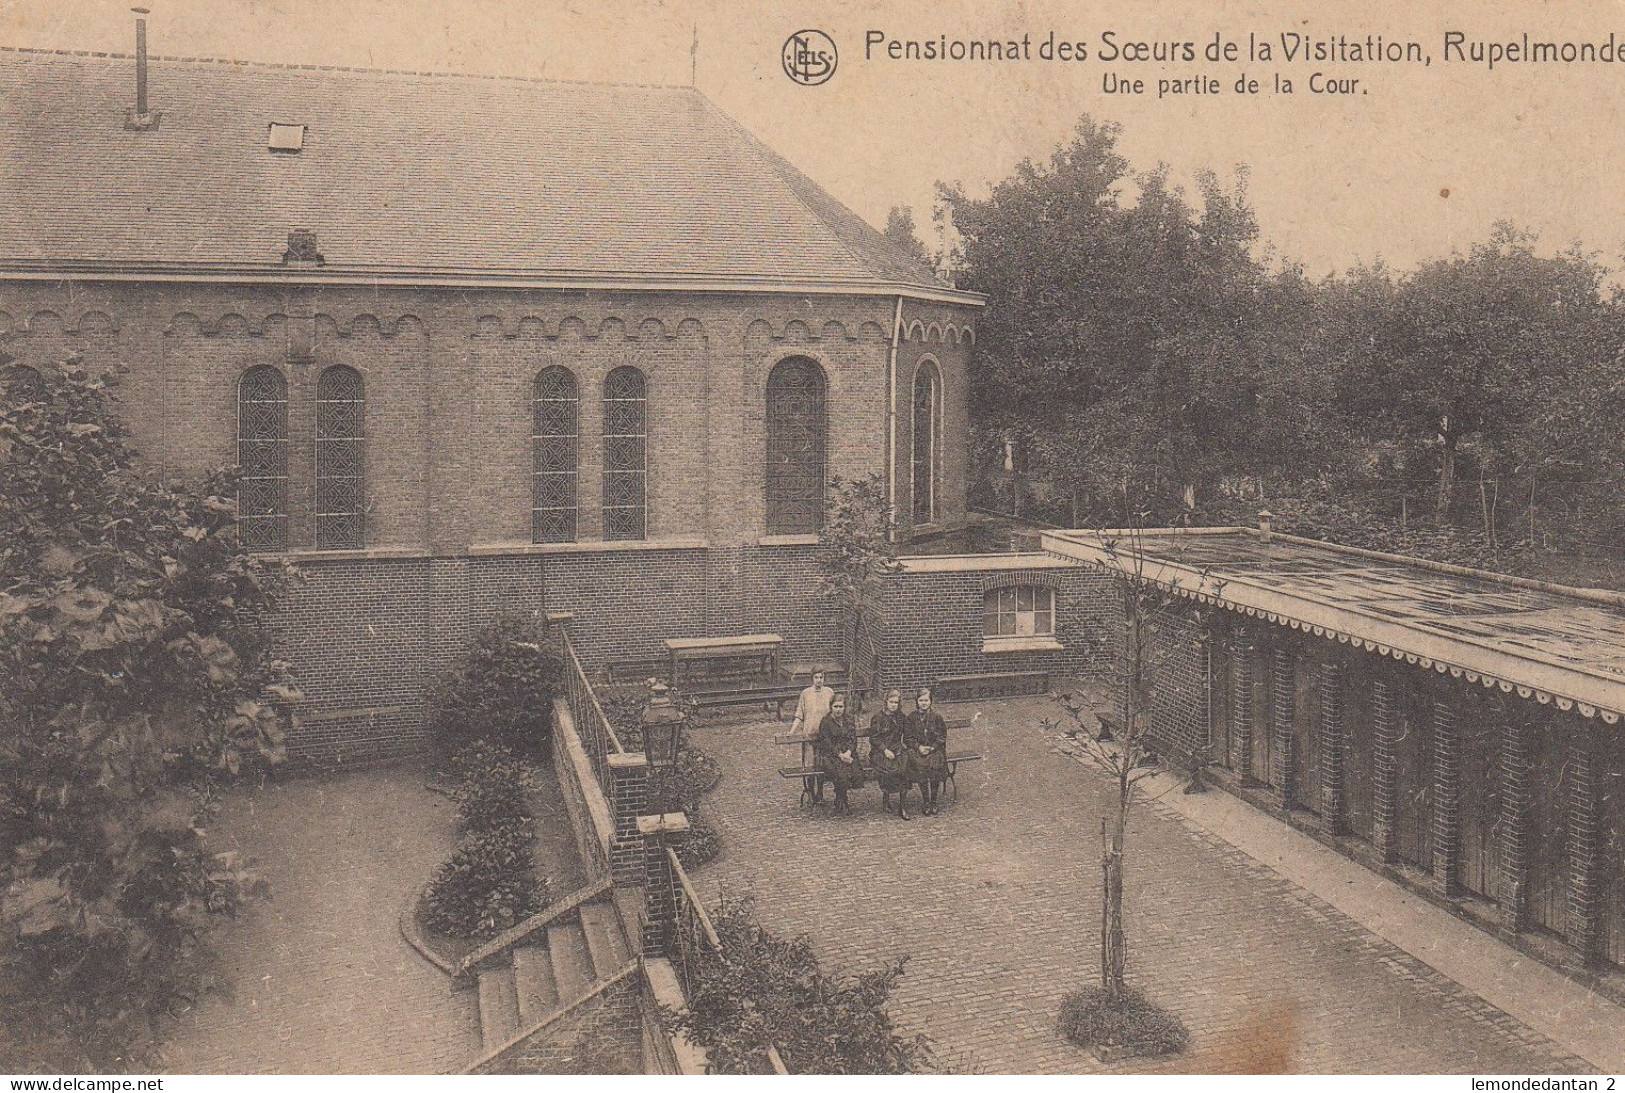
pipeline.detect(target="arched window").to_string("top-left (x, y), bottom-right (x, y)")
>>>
top-left (911, 361), bottom-right (941, 524)
top-left (237, 366), bottom-right (289, 552)
top-left (315, 365), bottom-right (364, 550)
top-left (602, 366), bottom-right (646, 540)
top-left (532, 367), bottom-right (578, 543)
top-left (765, 356), bottom-right (827, 535)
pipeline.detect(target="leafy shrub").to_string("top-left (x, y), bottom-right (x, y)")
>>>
top-left (1058, 986), bottom-right (1189, 1057)
top-left (676, 743), bottom-right (722, 797)
top-left (676, 807), bottom-right (722, 869)
top-left (424, 741), bottom-right (547, 939)
top-left (451, 741), bottom-right (536, 836)
top-left (669, 894), bottom-right (930, 1074)
top-left (429, 617), bottom-right (561, 761)
top-left (423, 828), bottom-right (546, 939)
top-left (0, 361), bottom-right (293, 1069)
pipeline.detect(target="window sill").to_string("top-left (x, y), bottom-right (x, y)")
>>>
top-left (981, 636), bottom-right (1064, 654)
top-left (281, 546), bottom-right (426, 562)
top-left (758, 534), bottom-right (821, 547)
top-left (466, 537), bottom-right (709, 557)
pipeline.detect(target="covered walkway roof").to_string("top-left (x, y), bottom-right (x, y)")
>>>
top-left (1041, 527), bottom-right (1625, 726)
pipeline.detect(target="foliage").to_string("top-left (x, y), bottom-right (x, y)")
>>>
top-left (676, 741), bottom-right (722, 798)
top-left (427, 616), bottom-right (561, 761)
top-left (676, 808), bottom-right (722, 870)
top-left (423, 742), bottom-right (546, 940)
top-left (669, 894), bottom-right (931, 1074)
top-left (422, 828), bottom-right (545, 940)
top-left (0, 359), bottom-right (294, 1069)
top-left (882, 205), bottom-right (932, 267)
top-left (938, 117), bottom-right (1320, 523)
top-left (818, 474), bottom-right (900, 698)
top-left (1058, 985), bottom-right (1190, 1056)
top-left (944, 113), bottom-right (1625, 569)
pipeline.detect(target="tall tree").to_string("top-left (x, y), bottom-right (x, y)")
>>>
top-left (0, 359), bottom-right (294, 1068)
top-left (882, 205), bottom-right (931, 266)
top-left (938, 117), bottom-right (1295, 523)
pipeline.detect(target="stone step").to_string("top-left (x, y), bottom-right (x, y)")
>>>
top-left (511, 942), bottom-right (560, 1023)
top-left (578, 899), bottom-right (633, 976)
top-left (546, 919), bottom-right (594, 1002)
top-left (476, 965), bottom-right (520, 1052)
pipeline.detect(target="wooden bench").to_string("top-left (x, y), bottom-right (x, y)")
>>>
top-left (932, 670), bottom-right (1049, 701)
top-left (664, 634), bottom-right (782, 690)
top-left (603, 656), bottom-right (668, 686)
top-left (777, 717), bottom-right (977, 807)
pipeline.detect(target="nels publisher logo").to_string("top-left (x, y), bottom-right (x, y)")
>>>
top-left (782, 29), bottom-right (838, 85)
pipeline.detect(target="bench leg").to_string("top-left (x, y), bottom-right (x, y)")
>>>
top-left (946, 765), bottom-right (958, 800)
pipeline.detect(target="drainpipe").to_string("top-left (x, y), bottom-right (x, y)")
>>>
top-left (886, 296), bottom-right (903, 542)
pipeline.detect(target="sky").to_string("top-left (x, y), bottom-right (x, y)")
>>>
top-left (4, 0), bottom-right (1625, 278)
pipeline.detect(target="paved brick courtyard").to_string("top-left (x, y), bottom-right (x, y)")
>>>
top-left (690, 696), bottom-right (1596, 1074)
top-left (159, 766), bottom-right (478, 1074)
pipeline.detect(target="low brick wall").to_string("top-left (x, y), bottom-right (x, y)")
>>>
top-left (552, 697), bottom-right (614, 882)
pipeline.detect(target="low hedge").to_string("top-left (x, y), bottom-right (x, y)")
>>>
top-left (424, 742), bottom-right (548, 940)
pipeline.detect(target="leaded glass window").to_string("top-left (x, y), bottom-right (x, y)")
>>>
top-left (237, 366), bottom-right (289, 552)
top-left (602, 366), bottom-right (646, 540)
top-left (315, 365), bottom-right (364, 550)
top-left (533, 367), bottom-right (578, 543)
top-left (912, 361), bottom-right (941, 523)
top-left (765, 356), bottom-right (827, 535)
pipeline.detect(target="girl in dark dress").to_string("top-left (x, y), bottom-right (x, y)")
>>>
top-left (868, 689), bottom-right (911, 820)
top-left (905, 687), bottom-right (949, 815)
top-left (816, 694), bottom-right (861, 815)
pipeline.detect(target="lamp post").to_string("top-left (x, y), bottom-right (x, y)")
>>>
top-left (641, 680), bottom-right (686, 813)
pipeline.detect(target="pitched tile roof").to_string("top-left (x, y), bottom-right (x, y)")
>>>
top-left (0, 48), bottom-right (977, 302)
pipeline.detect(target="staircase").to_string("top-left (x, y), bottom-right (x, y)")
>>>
top-left (469, 896), bottom-right (638, 1061)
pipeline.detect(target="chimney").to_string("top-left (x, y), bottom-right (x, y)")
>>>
top-left (1257, 509), bottom-right (1274, 543)
top-left (124, 7), bottom-right (161, 131)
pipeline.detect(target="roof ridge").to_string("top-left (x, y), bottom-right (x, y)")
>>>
top-left (691, 91), bottom-right (944, 290)
top-left (0, 44), bottom-right (692, 91)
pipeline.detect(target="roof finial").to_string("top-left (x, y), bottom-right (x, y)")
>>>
top-left (690, 24), bottom-right (698, 88)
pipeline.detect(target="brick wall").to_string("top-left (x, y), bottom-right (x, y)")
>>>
top-left (0, 283), bottom-right (978, 761)
top-left (473, 973), bottom-right (645, 1075)
top-left (870, 558), bottom-right (1120, 696)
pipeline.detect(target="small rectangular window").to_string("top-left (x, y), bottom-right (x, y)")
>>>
top-left (268, 123), bottom-right (306, 152)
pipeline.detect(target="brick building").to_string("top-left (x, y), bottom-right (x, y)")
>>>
top-left (1044, 526), bottom-right (1625, 977)
top-left (0, 43), bottom-right (992, 759)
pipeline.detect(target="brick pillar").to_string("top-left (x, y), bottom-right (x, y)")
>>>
top-left (1497, 703), bottom-right (1530, 932)
top-left (1271, 642), bottom-right (1296, 808)
top-left (1565, 727), bottom-right (1605, 965)
top-left (1370, 675), bottom-right (1400, 863)
top-left (1430, 694), bottom-right (1462, 899)
top-left (1319, 659), bottom-right (1347, 835)
top-left (1230, 629), bottom-right (1254, 779)
top-left (608, 752), bottom-right (650, 886)
top-left (638, 812), bottom-right (690, 956)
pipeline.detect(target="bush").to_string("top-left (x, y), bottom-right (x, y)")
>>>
top-left (1, 361), bottom-right (293, 1069)
top-left (677, 743), bottom-right (722, 797)
top-left (676, 807), bottom-right (722, 869)
top-left (669, 894), bottom-right (931, 1074)
top-left (423, 829), bottom-right (546, 939)
top-left (1058, 986), bottom-right (1189, 1057)
top-left (423, 742), bottom-right (547, 940)
top-left (429, 617), bottom-right (561, 761)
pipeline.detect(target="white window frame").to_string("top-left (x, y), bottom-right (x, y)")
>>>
top-left (981, 585), bottom-right (1064, 653)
